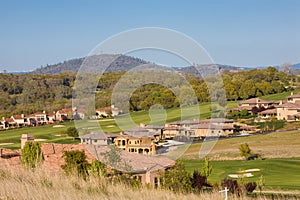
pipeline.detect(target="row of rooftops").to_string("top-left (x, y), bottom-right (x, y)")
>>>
top-left (0, 140), bottom-right (174, 174)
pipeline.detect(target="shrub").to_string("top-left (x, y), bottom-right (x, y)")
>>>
top-left (221, 178), bottom-right (240, 194)
top-left (161, 161), bottom-right (192, 193)
top-left (191, 170), bottom-right (212, 191)
top-left (244, 182), bottom-right (257, 193)
top-left (21, 142), bottom-right (44, 170)
top-left (65, 127), bottom-right (79, 138)
top-left (61, 150), bottom-right (90, 179)
top-left (238, 143), bottom-right (253, 159)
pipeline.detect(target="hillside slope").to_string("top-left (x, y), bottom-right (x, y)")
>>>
top-left (32, 54), bottom-right (148, 74)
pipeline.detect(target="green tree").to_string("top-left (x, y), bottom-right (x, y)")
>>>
top-left (21, 142), bottom-right (44, 170)
top-left (201, 157), bottom-right (212, 178)
top-left (101, 145), bottom-right (132, 172)
top-left (65, 127), bottom-right (79, 138)
top-left (257, 175), bottom-right (265, 194)
top-left (239, 143), bottom-right (253, 159)
top-left (89, 159), bottom-right (107, 177)
top-left (161, 161), bottom-right (192, 193)
top-left (61, 150), bottom-right (90, 179)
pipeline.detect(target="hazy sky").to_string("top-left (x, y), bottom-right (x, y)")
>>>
top-left (1, 0), bottom-right (300, 71)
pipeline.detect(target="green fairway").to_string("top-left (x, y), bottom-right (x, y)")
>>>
top-left (0, 101), bottom-right (237, 149)
top-left (183, 158), bottom-right (300, 190)
top-left (260, 89), bottom-right (300, 101)
top-left (0, 121), bottom-right (78, 149)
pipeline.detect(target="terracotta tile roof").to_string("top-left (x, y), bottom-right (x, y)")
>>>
top-left (5, 118), bottom-right (16, 123)
top-left (0, 148), bottom-right (21, 169)
top-left (85, 145), bottom-right (175, 173)
top-left (259, 108), bottom-right (277, 114)
top-left (12, 115), bottom-right (24, 120)
top-left (57, 108), bottom-right (73, 114)
top-left (123, 131), bottom-right (159, 138)
top-left (287, 93), bottom-right (300, 98)
top-left (199, 118), bottom-right (234, 123)
top-left (275, 102), bottom-right (300, 109)
top-left (191, 124), bottom-right (234, 130)
top-left (239, 98), bottom-right (272, 105)
top-left (41, 143), bottom-right (95, 172)
top-left (233, 106), bottom-right (254, 111)
top-left (168, 120), bottom-right (200, 126)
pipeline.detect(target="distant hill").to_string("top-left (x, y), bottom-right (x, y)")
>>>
top-left (31, 54), bottom-right (149, 74)
top-left (30, 54), bottom-right (300, 76)
top-left (176, 64), bottom-right (249, 77)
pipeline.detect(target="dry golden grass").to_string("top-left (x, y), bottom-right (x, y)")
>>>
top-left (180, 130), bottom-right (300, 160)
top-left (0, 166), bottom-right (277, 200)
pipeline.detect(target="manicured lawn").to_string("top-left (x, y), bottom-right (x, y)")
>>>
top-left (0, 101), bottom-right (238, 149)
top-left (176, 130), bottom-right (300, 160)
top-left (183, 158), bottom-right (300, 191)
top-left (260, 89), bottom-right (300, 101)
top-left (0, 121), bottom-right (78, 149)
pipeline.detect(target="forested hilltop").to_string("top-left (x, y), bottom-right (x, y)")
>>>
top-left (31, 54), bottom-right (148, 74)
top-left (0, 67), bottom-right (291, 117)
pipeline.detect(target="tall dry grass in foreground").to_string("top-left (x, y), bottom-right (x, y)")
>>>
top-left (0, 167), bottom-right (284, 200)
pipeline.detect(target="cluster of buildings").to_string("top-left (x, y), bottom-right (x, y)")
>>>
top-left (0, 134), bottom-right (174, 188)
top-left (79, 118), bottom-right (258, 156)
top-left (2, 93), bottom-right (300, 187)
top-left (232, 92), bottom-right (300, 121)
top-left (0, 105), bottom-right (121, 130)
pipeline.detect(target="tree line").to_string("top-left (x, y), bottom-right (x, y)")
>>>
top-left (0, 67), bottom-right (291, 117)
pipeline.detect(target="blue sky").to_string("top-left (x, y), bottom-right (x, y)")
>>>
top-left (0, 0), bottom-right (299, 71)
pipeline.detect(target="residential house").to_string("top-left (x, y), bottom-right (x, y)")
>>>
top-left (11, 114), bottom-right (29, 127)
top-left (95, 105), bottom-right (121, 118)
top-left (287, 92), bottom-right (300, 104)
top-left (55, 108), bottom-right (73, 122)
top-left (114, 131), bottom-right (158, 155)
top-left (0, 118), bottom-right (11, 129)
top-left (276, 102), bottom-right (300, 121)
top-left (80, 132), bottom-right (117, 145)
top-left (190, 123), bottom-right (235, 138)
top-left (85, 145), bottom-right (175, 188)
top-left (238, 98), bottom-right (273, 109)
top-left (162, 126), bottom-right (185, 139)
top-left (258, 108), bottom-right (277, 119)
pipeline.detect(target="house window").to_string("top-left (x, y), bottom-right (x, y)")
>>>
top-left (133, 175), bottom-right (142, 182)
top-left (122, 140), bottom-right (126, 146)
top-left (82, 139), bottom-right (85, 142)
top-left (94, 139), bottom-right (97, 143)
top-left (154, 177), bottom-right (159, 188)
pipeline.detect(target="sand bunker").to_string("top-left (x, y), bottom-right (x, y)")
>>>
top-left (239, 168), bottom-right (261, 173)
top-left (228, 173), bottom-right (254, 178)
top-left (0, 143), bottom-right (13, 146)
top-left (53, 125), bottom-right (65, 128)
top-left (34, 139), bottom-right (46, 142)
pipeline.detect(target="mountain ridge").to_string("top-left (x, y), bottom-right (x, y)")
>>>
top-left (29, 54), bottom-right (300, 75)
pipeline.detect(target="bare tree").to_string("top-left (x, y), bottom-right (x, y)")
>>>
top-left (280, 62), bottom-right (293, 74)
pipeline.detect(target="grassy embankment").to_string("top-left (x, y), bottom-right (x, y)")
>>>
top-left (0, 166), bottom-right (285, 200)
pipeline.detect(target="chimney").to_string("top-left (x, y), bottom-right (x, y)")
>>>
top-left (21, 134), bottom-right (34, 149)
top-left (21, 114), bottom-right (24, 118)
top-left (140, 123), bottom-right (145, 127)
top-left (291, 92), bottom-right (294, 96)
top-left (279, 100), bottom-right (283, 105)
top-left (43, 110), bottom-right (46, 114)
